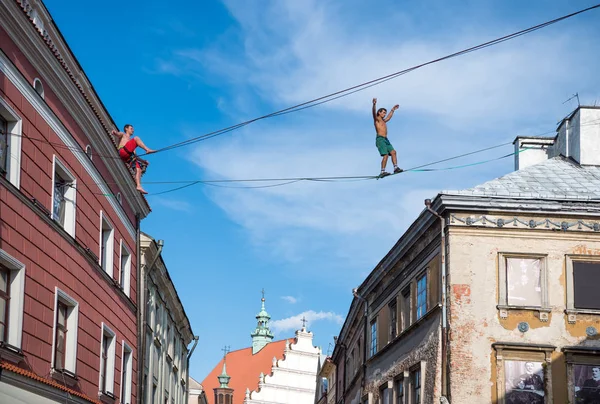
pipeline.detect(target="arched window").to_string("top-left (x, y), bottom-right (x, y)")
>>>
top-left (116, 192), bottom-right (122, 204)
top-left (85, 145), bottom-right (92, 160)
top-left (33, 78), bottom-right (44, 99)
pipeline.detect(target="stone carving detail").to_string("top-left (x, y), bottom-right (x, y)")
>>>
top-left (568, 313), bottom-right (577, 324)
top-left (538, 312), bottom-right (549, 322)
top-left (364, 330), bottom-right (439, 404)
top-left (518, 322), bottom-right (529, 333)
top-left (586, 327), bottom-right (598, 337)
top-left (450, 214), bottom-right (600, 232)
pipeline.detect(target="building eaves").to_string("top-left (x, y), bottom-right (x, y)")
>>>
top-left (14, 0), bottom-right (151, 214)
top-left (0, 360), bottom-right (102, 403)
top-left (141, 232), bottom-right (194, 343)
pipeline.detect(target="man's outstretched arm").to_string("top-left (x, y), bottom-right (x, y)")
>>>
top-left (384, 105), bottom-right (399, 122)
top-left (372, 98), bottom-right (377, 120)
top-left (110, 129), bottom-right (124, 139)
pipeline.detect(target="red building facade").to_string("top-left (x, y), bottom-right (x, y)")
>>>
top-left (0, 0), bottom-right (151, 403)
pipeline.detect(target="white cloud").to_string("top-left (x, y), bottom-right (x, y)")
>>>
top-left (281, 295), bottom-right (298, 304)
top-left (160, 0), bottom-right (600, 278)
top-left (270, 310), bottom-right (344, 334)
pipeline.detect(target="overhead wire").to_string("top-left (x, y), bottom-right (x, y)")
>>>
top-left (137, 4), bottom-right (600, 156)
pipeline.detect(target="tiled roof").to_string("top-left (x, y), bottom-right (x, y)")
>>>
top-left (201, 339), bottom-right (289, 404)
top-left (0, 360), bottom-right (102, 403)
top-left (443, 156), bottom-right (600, 201)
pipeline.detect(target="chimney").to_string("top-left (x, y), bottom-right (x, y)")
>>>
top-left (513, 136), bottom-right (555, 171)
top-left (554, 106), bottom-right (600, 166)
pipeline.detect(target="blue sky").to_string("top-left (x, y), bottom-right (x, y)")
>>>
top-left (44, 0), bottom-right (600, 381)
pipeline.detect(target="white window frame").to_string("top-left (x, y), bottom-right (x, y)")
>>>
top-left (99, 323), bottom-right (116, 395)
top-left (0, 249), bottom-right (25, 349)
top-left (498, 252), bottom-right (548, 310)
top-left (0, 97), bottom-right (23, 188)
top-left (566, 255), bottom-right (600, 314)
top-left (99, 211), bottom-right (114, 277)
top-left (119, 240), bottom-right (131, 297)
top-left (51, 156), bottom-right (77, 237)
top-left (120, 341), bottom-right (133, 404)
top-left (85, 145), bottom-right (92, 160)
top-left (51, 288), bottom-right (79, 374)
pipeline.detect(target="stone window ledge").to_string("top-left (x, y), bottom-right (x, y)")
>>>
top-left (565, 308), bottom-right (600, 315)
top-left (99, 391), bottom-right (116, 404)
top-left (497, 305), bottom-right (551, 321)
top-left (51, 368), bottom-right (78, 387)
top-left (0, 343), bottom-right (24, 364)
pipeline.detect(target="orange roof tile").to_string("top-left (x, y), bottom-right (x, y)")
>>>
top-left (0, 360), bottom-right (102, 404)
top-left (201, 339), bottom-right (290, 404)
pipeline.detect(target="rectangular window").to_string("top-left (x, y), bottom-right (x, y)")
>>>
top-left (99, 324), bottom-right (116, 394)
top-left (121, 343), bottom-right (133, 404)
top-left (499, 254), bottom-right (547, 309)
top-left (0, 265), bottom-right (10, 343)
top-left (52, 289), bottom-right (78, 374)
top-left (99, 213), bottom-right (114, 277)
top-left (119, 241), bottom-right (131, 296)
top-left (379, 385), bottom-right (390, 404)
top-left (370, 319), bottom-right (377, 357)
top-left (411, 368), bottom-right (421, 404)
top-left (506, 258), bottom-right (542, 306)
top-left (0, 251), bottom-right (25, 351)
top-left (54, 301), bottom-right (67, 370)
top-left (573, 261), bottom-right (600, 310)
top-left (389, 300), bottom-right (397, 340)
top-left (0, 98), bottom-right (22, 188)
top-left (0, 115), bottom-right (7, 175)
top-left (396, 378), bottom-right (404, 404)
top-left (493, 343), bottom-right (553, 404)
top-left (416, 274), bottom-right (427, 320)
top-left (401, 288), bottom-right (411, 330)
top-left (52, 157), bottom-right (76, 237)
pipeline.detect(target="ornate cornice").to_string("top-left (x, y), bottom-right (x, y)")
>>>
top-left (450, 214), bottom-right (600, 232)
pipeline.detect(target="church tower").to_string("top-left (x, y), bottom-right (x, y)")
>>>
top-left (250, 290), bottom-right (274, 354)
top-left (213, 350), bottom-right (234, 404)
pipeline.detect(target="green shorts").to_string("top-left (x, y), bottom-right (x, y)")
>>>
top-left (376, 135), bottom-right (394, 156)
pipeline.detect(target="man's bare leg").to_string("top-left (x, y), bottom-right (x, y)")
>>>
top-left (134, 137), bottom-right (156, 154)
top-left (391, 150), bottom-right (402, 173)
top-left (135, 166), bottom-right (148, 194)
top-left (381, 155), bottom-right (389, 171)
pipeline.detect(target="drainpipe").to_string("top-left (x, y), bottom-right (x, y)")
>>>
top-left (425, 199), bottom-right (449, 403)
top-left (139, 238), bottom-right (164, 403)
top-left (352, 288), bottom-right (368, 396)
top-left (185, 336), bottom-right (200, 404)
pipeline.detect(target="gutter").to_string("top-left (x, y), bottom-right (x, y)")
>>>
top-left (425, 199), bottom-right (450, 403)
top-left (185, 336), bottom-right (200, 404)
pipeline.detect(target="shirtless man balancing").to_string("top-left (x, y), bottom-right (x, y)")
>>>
top-left (111, 124), bottom-right (155, 194)
top-left (372, 98), bottom-right (402, 177)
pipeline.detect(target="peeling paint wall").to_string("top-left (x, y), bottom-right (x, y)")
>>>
top-left (447, 216), bottom-right (600, 404)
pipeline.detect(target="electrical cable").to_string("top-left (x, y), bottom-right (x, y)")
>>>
top-left (137, 4), bottom-right (600, 156)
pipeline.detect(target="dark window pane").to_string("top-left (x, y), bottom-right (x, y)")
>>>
top-left (0, 116), bottom-right (7, 174)
top-left (573, 262), bottom-right (600, 310)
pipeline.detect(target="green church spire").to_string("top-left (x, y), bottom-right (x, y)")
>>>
top-left (218, 361), bottom-right (231, 388)
top-left (251, 289), bottom-right (274, 354)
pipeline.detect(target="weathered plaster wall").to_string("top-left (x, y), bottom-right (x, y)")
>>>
top-left (447, 216), bottom-right (600, 404)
